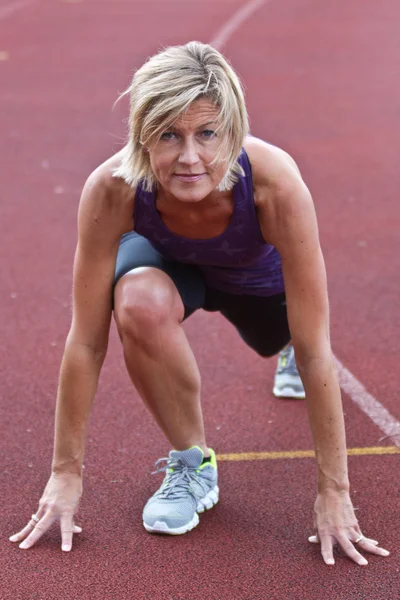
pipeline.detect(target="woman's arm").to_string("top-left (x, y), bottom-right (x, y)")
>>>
top-left (10, 165), bottom-right (134, 551)
top-left (52, 170), bottom-right (133, 476)
top-left (266, 179), bottom-right (349, 495)
top-left (248, 139), bottom-right (389, 565)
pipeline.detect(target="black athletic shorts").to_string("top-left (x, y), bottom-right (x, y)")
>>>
top-left (114, 231), bottom-right (290, 357)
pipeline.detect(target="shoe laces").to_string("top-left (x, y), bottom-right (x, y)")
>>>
top-left (152, 456), bottom-right (208, 500)
top-left (277, 345), bottom-right (298, 375)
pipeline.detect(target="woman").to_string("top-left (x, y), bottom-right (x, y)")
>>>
top-left (10, 41), bottom-right (389, 564)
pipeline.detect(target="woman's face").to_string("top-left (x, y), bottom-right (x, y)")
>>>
top-left (147, 98), bottom-right (227, 203)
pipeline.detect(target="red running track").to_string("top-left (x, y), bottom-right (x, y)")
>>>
top-left (1, 1), bottom-right (399, 598)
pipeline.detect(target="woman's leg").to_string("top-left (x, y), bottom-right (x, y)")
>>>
top-left (207, 290), bottom-right (305, 398)
top-left (114, 266), bottom-right (209, 455)
top-left (206, 289), bottom-right (291, 357)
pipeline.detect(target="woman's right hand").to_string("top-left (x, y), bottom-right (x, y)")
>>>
top-left (9, 471), bottom-right (83, 552)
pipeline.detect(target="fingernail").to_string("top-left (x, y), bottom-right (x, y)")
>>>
top-left (381, 550), bottom-right (390, 556)
top-left (9, 535), bottom-right (17, 542)
top-left (62, 544), bottom-right (71, 552)
top-left (75, 526), bottom-right (82, 533)
top-left (326, 559), bottom-right (335, 565)
top-left (19, 542), bottom-right (28, 549)
top-left (359, 558), bottom-right (368, 566)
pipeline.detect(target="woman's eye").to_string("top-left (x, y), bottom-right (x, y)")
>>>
top-left (160, 132), bottom-right (176, 141)
top-left (201, 130), bottom-right (215, 138)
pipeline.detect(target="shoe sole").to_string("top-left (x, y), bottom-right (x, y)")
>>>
top-left (143, 485), bottom-right (219, 535)
top-left (273, 372), bottom-right (305, 399)
top-left (273, 386), bottom-right (305, 399)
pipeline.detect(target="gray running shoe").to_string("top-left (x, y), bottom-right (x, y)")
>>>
top-left (142, 446), bottom-right (219, 535)
top-left (273, 344), bottom-right (306, 399)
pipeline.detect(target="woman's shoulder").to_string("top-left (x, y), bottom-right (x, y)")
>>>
top-left (243, 138), bottom-right (316, 247)
top-left (243, 135), bottom-right (310, 213)
top-left (81, 149), bottom-right (136, 213)
top-left (243, 136), bottom-right (302, 189)
top-left (77, 149), bottom-right (136, 237)
top-left (86, 149), bottom-right (135, 195)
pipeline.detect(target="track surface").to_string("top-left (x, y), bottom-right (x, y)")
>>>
top-left (1, 1), bottom-right (399, 598)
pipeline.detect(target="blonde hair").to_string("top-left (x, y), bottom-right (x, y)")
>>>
top-left (113, 41), bottom-right (249, 191)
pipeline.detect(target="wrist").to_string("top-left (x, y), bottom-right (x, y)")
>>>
top-left (317, 471), bottom-right (350, 494)
top-left (52, 456), bottom-right (83, 477)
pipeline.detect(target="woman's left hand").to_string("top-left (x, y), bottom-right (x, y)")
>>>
top-left (309, 490), bottom-right (390, 565)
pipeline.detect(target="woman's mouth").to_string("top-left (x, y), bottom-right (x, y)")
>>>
top-left (174, 173), bottom-right (205, 183)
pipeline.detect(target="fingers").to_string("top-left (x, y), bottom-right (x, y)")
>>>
top-left (60, 514), bottom-right (76, 552)
top-left (10, 513), bottom-right (83, 550)
top-left (9, 521), bottom-right (37, 544)
top-left (320, 534), bottom-right (336, 566)
top-left (309, 532), bottom-right (337, 565)
top-left (309, 532), bottom-right (389, 565)
top-left (308, 534), bottom-right (379, 546)
top-left (357, 537), bottom-right (378, 546)
top-left (17, 511), bottom-right (57, 549)
top-left (9, 508), bottom-right (45, 543)
top-left (318, 532), bottom-right (367, 566)
top-left (360, 537), bottom-right (379, 546)
top-left (337, 534), bottom-right (369, 565)
top-left (355, 537), bottom-right (390, 558)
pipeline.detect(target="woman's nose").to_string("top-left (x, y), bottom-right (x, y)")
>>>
top-left (178, 137), bottom-right (200, 166)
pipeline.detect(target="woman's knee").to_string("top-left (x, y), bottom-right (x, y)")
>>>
top-left (114, 267), bottom-right (184, 339)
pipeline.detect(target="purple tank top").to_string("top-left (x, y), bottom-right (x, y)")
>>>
top-left (133, 150), bottom-right (284, 296)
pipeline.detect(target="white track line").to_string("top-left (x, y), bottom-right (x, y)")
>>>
top-left (0, 0), bottom-right (39, 21)
top-left (335, 358), bottom-right (400, 448)
top-left (210, 0), bottom-right (269, 50)
top-left (210, 1), bottom-right (400, 449)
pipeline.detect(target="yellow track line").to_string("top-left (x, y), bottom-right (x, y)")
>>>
top-left (217, 446), bottom-right (400, 462)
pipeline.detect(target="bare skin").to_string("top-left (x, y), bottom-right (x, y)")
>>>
top-left (10, 99), bottom-right (389, 564)
top-left (114, 268), bottom-right (207, 453)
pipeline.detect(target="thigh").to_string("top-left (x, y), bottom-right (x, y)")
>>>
top-left (114, 231), bottom-right (206, 319)
top-left (205, 290), bottom-right (290, 357)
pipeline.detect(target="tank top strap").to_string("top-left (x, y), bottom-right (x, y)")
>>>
top-left (133, 180), bottom-right (156, 231)
top-left (234, 149), bottom-right (266, 244)
top-left (235, 149), bottom-right (255, 210)
top-left (238, 147), bottom-right (253, 178)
